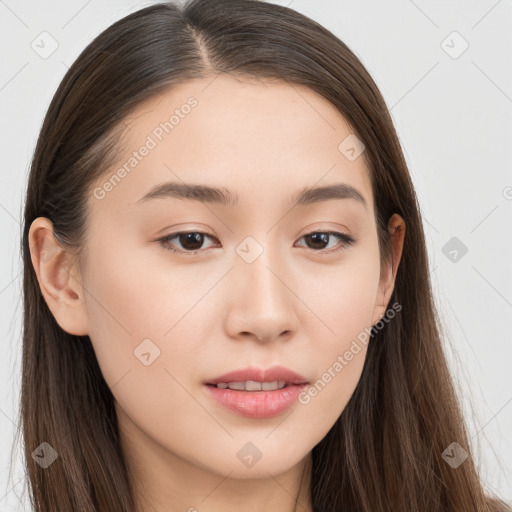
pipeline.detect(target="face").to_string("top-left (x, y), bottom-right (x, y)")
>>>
top-left (31, 75), bottom-right (402, 486)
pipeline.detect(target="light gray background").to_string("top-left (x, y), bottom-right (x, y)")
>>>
top-left (1, 0), bottom-right (511, 509)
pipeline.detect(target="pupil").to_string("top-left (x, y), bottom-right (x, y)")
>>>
top-left (180, 233), bottom-right (203, 250)
top-left (307, 233), bottom-right (328, 249)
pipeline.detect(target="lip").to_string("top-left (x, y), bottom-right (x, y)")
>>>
top-left (203, 365), bottom-right (309, 419)
top-left (203, 383), bottom-right (308, 419)
top-left (204, 365), bottom-right (309, 386)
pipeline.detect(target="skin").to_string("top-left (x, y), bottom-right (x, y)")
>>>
top-left (29, 75), bottom-right (405, 512)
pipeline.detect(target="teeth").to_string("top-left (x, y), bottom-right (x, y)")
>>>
top-left (215, 380), bottom-right (288, 391)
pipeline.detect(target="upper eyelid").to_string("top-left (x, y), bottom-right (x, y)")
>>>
top-left (160, 229), bottom-right (349, 239)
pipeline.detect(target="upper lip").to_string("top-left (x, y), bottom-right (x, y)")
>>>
top-left (205, 365), bottom-right (309, 385)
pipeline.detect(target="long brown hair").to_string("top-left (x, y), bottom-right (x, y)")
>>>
top-left (15, 0), bottom-right (510, 510)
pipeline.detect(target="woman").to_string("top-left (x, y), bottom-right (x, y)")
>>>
top-left (18, 0), bottom-right (510, 510)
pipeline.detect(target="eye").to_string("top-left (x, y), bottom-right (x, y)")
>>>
top-left (295, 231), bottom-right (356, 254)
top-left (157, 230), bottom-right (356, 255)
top-left (158, 231), bottom-right (219, 255)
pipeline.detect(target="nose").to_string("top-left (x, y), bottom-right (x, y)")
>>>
top-left (223, 248), bottom-right (299, 344)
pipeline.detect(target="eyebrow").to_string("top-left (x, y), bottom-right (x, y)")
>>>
top-left (135, 181), bottom-right (368, 210)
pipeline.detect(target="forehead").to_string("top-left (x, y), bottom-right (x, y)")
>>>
top-left (89, 75), bottom-right (373, 218)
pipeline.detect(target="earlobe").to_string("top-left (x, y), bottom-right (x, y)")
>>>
top-left (28, 217), bottom-right (90, 336)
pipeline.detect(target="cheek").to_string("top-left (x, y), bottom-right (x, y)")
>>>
top-left (81, 237), bottom-right (185, 388)
top-left (289, 249), bottom-right (380, 433)
top-left (81, 241), bottom-right (210, 461)
top-left (296, 246), bottom-right (380, 344)
top-left (296, 348), bottom-right (369, 447)
top-left (82, 236), bottom-right (220, 412)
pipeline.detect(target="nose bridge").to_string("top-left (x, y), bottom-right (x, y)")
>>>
top-left (226, 232), bottom-right (298, 341)
top-left (238, 233), bottom-right (289, 304)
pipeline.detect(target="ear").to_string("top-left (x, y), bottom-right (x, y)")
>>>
top-left (28, 217), bottom-right (90, 336)
top-left (371, 213), bottom-right (405, 326)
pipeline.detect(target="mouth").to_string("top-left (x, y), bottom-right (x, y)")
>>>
top-left (203, 381), bottom-right (309, 419)
top-left (202, 365), bottom-right (310, 418)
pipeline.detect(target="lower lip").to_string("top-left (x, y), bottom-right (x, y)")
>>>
top-left (203, 383), bottom-right (308, 419)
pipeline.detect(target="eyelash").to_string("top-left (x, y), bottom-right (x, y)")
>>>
top-left (157, 230), bottom-right (356, 256)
